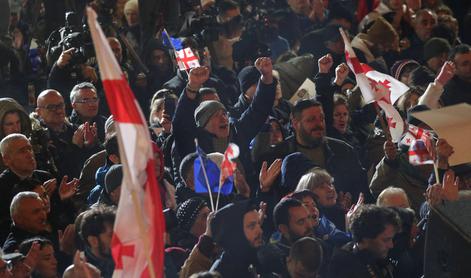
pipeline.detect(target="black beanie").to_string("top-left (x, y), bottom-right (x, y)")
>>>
top-left (238, 66), bottom-right (261, 94)
top-left (423, 37), bottom-right (451, 62)
top-left (105, 164), bottom-right (123, 194)
top-left (281, 152), bottom-right (318, 191)
top-left (409, 66), bottom-right (435, 89)
top-left (176, 197), bottom-right (207, 232)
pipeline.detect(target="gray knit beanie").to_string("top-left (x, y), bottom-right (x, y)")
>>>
top-left (194, 101), bottom-right (226, 128)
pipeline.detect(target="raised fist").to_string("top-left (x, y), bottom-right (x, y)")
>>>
top-left (335, 63), bottom-right (349, 86)
top-left (255, 57), bottom-right (273, 84)
top-left (318, 53), bottom-right (334, 74)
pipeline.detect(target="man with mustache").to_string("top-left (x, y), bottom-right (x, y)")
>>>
top-left (258, 198), bottom-right (315, 277)
top-left (210, 200), bottom-right (264, 278)
top-left (266, 97), bottom-right (371, 204)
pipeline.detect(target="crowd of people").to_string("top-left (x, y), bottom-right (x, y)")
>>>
top-left (0, 0), bottom-right (471, 277)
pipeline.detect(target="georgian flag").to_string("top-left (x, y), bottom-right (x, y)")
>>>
top-left (340, 28), bottom-right (408, 142)
top-left (87, 8), bottom-right (165, 278)
top-left (401, 124), bottom-right (433, 146)
top-left (409, 139), bottom-right (434, 165)
top-left (175, 47), bottom-right (200, 70)
top-left (219, 143), bottom-right (240, 188)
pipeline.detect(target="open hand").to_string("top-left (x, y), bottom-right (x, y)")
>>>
top-left (337, 191), bottom-right (353, 212)
top-left (43, 178), bottom-right (57, 197)
top-left (442, 169), bottom-right (459, 202)
top-left (83, 122), bottom-right (98, 147)
top-left (24, 241), bottom-right (41, 270)
top-left (435, 61), bottom-right (456, 86)
top-left (59, 175), bottom-right (79, 200)
top-left (346, 192), bottom-right (364, 226)
top-left (59, 224), bottom-right (76, 255)
top-left (259, 159), bottom-right (282, 192)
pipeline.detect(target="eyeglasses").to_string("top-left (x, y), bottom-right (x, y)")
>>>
top-left (75, 98), bottom-right (99, 104)
top-left (38, 103), bottom-right (65, 111)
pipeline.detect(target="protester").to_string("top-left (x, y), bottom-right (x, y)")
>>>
top-left (0, 0), bottom-right (470, 277)
top-left (209, 200), bottom-right (263, 277)
top-left (327, 205), bottom-right (402, 278)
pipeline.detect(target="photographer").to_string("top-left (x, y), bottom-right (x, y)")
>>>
top-left (47, 47), bottom-right (98, 113)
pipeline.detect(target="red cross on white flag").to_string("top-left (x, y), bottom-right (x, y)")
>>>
top-left (175, 47), bottom-right (200, 70)
top-left (400, 124), bottom-right (433, 146)
top-left (340, 28), bottom-right (408, 142)
top-left (87, 7), bottom-right (165, 278)
top-left (409, 139), bottom-right (434, 165)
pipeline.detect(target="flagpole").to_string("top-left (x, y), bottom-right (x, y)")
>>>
top-left (215, 177), bottom-right (224, 212)
top-left (195, 139), bottom-right (215, 211)
top-left (215, 181), bottom-right (221, 211)
top-left (163, 28), bottom-right (190, 79)
top-left (431, 137), bottom-right (441, 184)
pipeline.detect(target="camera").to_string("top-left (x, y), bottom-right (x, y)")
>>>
top-left (47, 12), bottom-right (95, 67)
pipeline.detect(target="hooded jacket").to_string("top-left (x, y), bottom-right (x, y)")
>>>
top-left (0, 98), bottom-right (32, 172)
top-left (210, 200), bottom-right (260, 278)
top-left (0, 97), bottom-right (31, 140)
top-left (142, 39), bottom-right (175, 95)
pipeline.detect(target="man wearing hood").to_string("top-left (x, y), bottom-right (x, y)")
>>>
top-left (0, 97), bottom-right (32, 172)
top-left (210, 200), bottom-right (263, 278)
top-left (0, 98), bottom-right (31, 141)
top-left (143, 39), bottom-right (175, 97)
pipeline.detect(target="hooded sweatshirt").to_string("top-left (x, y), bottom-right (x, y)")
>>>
top-left (0, 97), bottom-right (31, 140)
top-left (210, 200), bottom-right (260, 278)
top-left (0, 98), bottom-right (32, 172)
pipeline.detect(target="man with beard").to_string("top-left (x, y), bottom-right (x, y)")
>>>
top-left (209, 200), bottom-right (263, 277)
top-left (258, 198), bottom-right (314, 277)
top-left (267, 99), bottom-right (371, 203)
top-left (442, 44), bottom-right (471, 106)
top-left (327, 205), bottom-right (401, 278)
top-left (78, 206), bottom-right (115, 278)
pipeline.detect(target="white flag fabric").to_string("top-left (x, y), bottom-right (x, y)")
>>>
top-left (400, 124), bottom-right (433, 146)
top-left (175, 47), bottom-right (200, 70)
top-left (340, 28), bottom-right (408, 142)
top-left (87, 7), bottom-right (165, 278)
